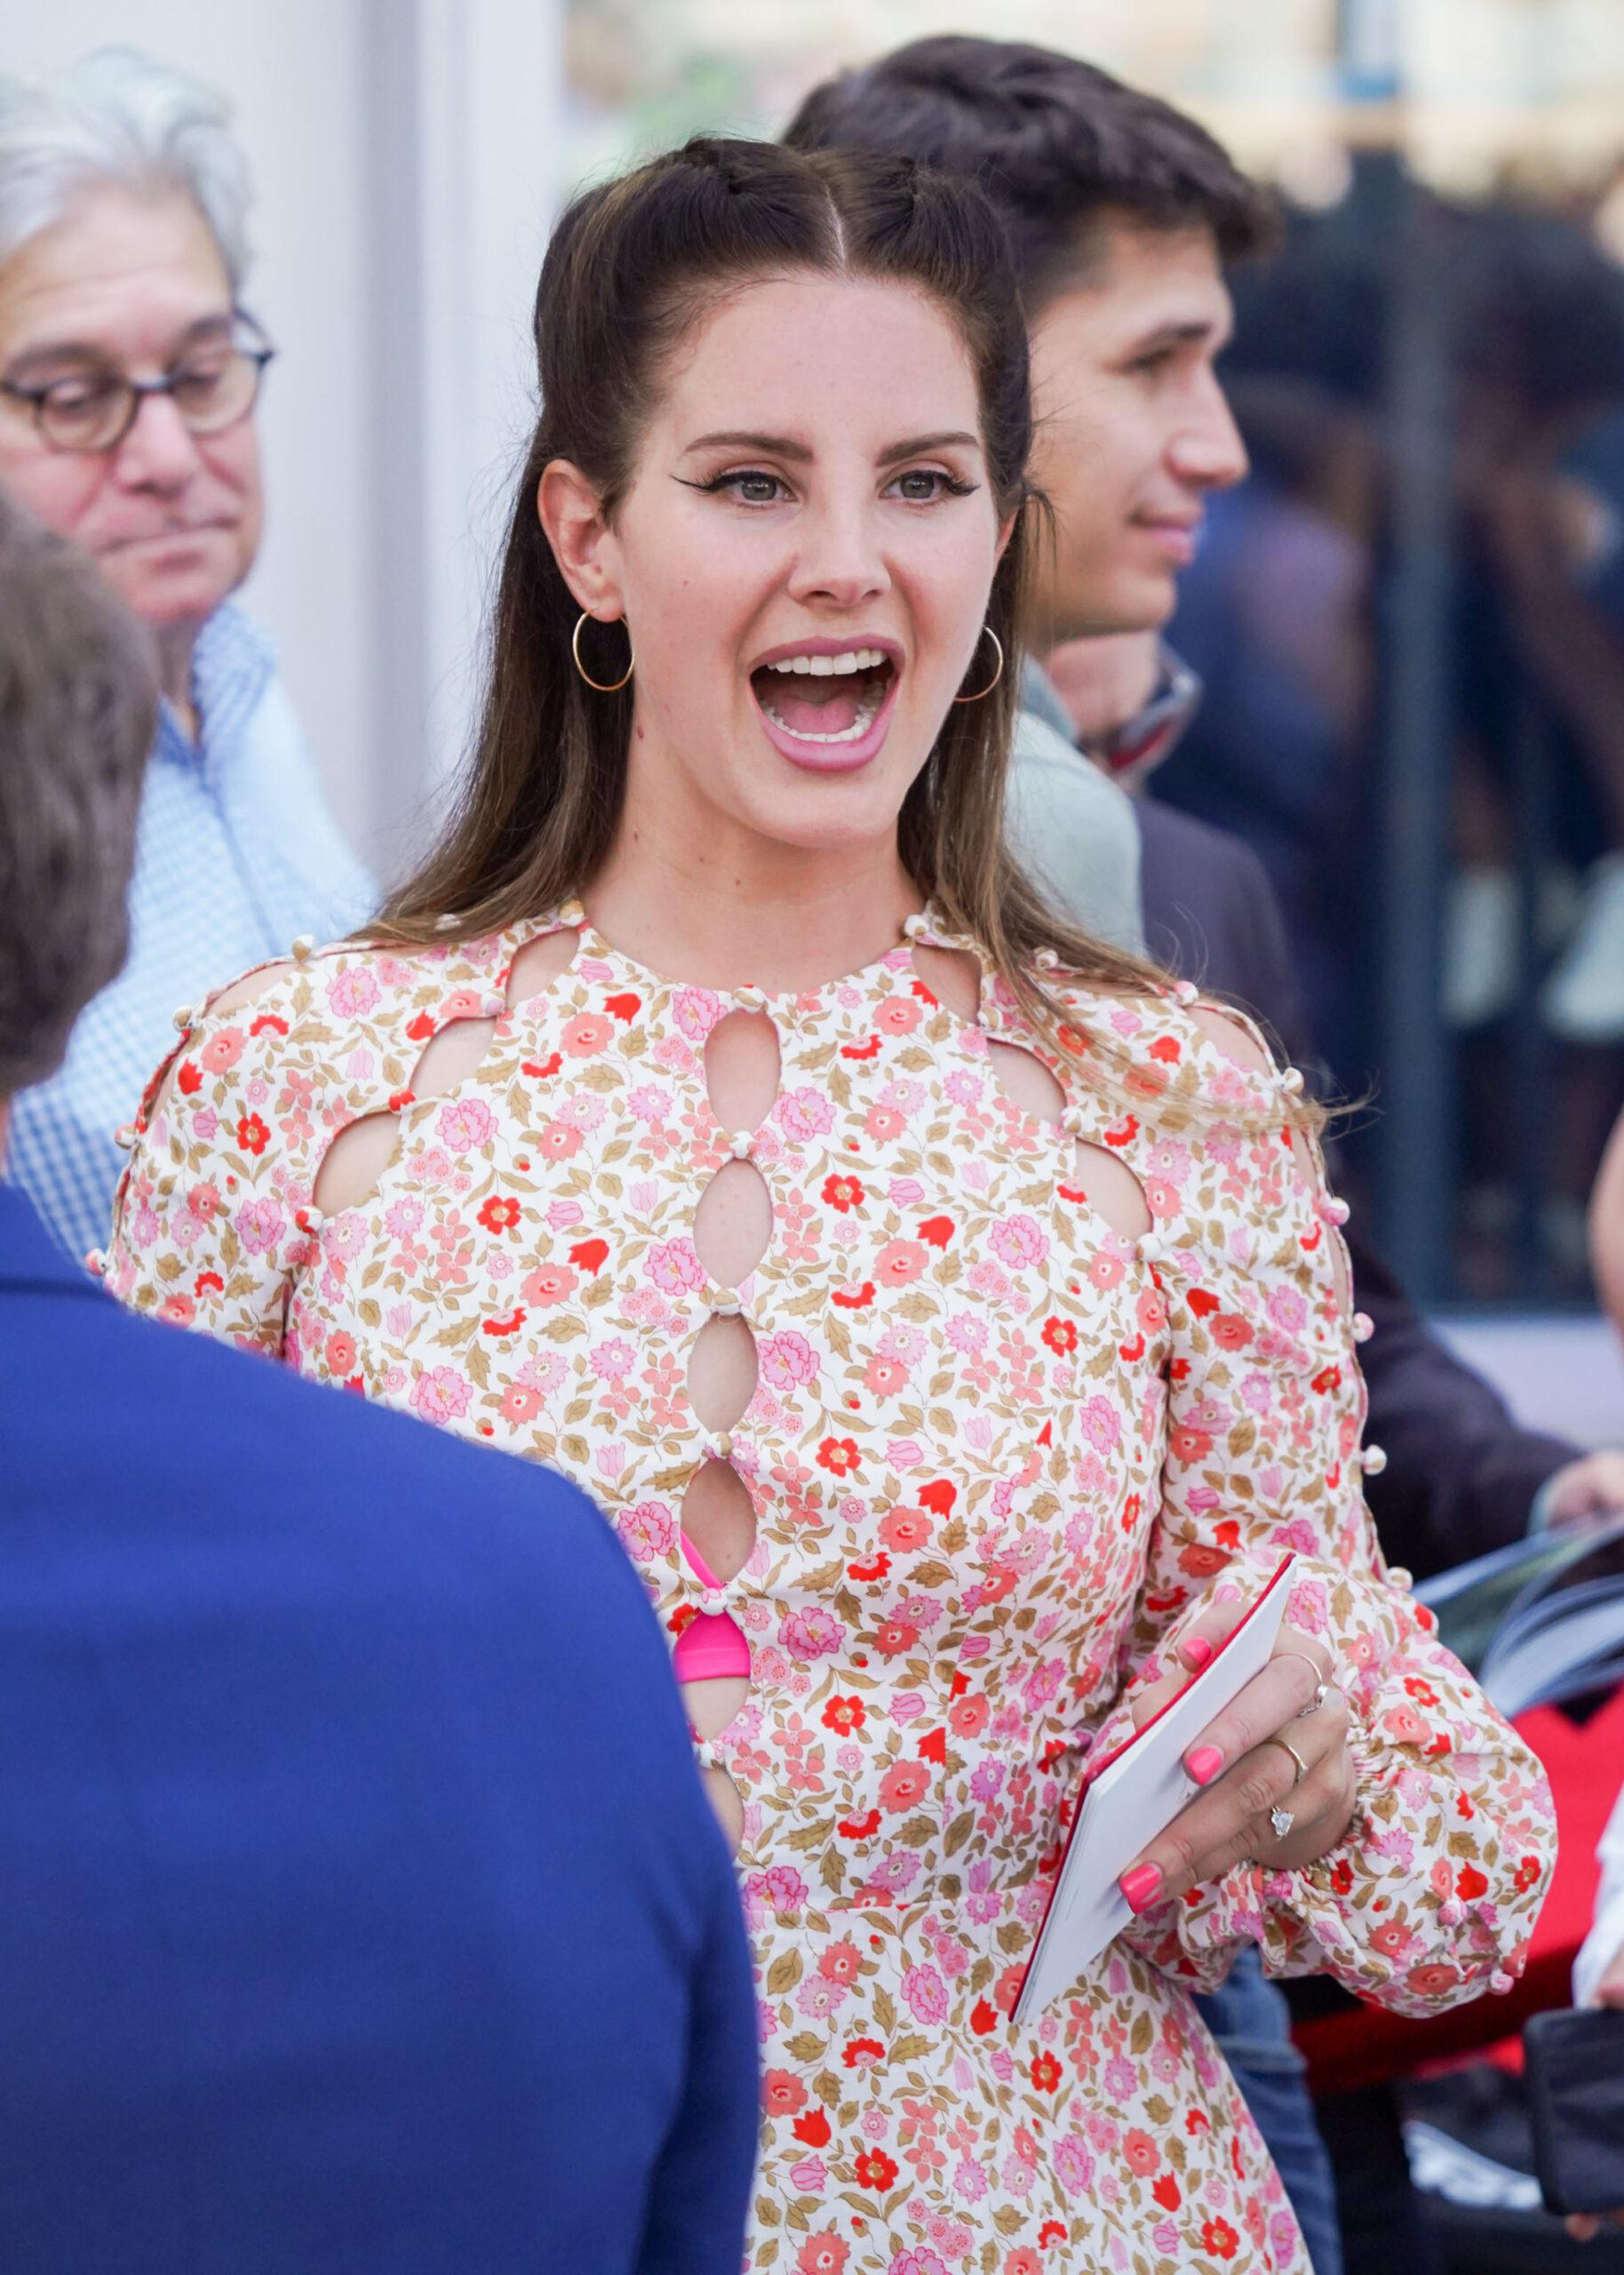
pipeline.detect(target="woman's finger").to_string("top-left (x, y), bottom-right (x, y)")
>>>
top-left (1126, 1598), bottom-right (1246, 1733)
top-left (1178, 1630), bottom-right (1331, 1787)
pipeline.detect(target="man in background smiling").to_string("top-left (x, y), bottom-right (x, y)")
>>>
top-left (0, 48), bottom-right (370, 1265)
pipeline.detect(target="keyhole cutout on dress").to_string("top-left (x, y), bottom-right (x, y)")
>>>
top-left (912, 940), bottom-right (1151, 1241)
top-left (312, 925), bottom-right (582, 1219)
top-left (677, 1006), bottom-right (779, 1854)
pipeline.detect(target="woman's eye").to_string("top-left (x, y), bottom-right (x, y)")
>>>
top-left (727, 471), bottom-right (787, 504)
top-left (887, 469), bottom-right (970, 503)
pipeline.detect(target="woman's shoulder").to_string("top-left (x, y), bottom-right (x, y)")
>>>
top-left (1011, 962), bottom-right (1295, 1128)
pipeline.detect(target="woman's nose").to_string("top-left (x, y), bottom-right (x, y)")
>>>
top-left (786, 500), bottom-right (888, 609)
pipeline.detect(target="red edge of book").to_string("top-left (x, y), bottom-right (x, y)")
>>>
top-left (1014, 1552), bottom-right (1298, 2012)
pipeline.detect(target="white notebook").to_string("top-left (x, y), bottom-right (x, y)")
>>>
top-left (1014, 1553), bottom-right (1296, 2024)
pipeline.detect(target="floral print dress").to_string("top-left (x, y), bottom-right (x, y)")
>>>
top-left (104, 904), bottom-right (1554, 2275)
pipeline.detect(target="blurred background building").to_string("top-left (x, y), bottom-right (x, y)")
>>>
top-left (15, 0), bottom-right (1624, 1326)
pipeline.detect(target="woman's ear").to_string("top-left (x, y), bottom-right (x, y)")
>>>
top-left (538, 459), bottom-right (625, 621)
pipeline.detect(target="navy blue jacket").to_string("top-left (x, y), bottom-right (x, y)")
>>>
top-left (0, 1182), bottom-right (758, 2274)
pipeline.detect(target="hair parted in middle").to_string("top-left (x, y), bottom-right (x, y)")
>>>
top-left (376, 133), bottom-right (1166, 1046)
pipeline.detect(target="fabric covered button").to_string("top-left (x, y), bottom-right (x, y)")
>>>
top-left (557, 898), bottom-right (586, 926)
top-left (1137, 1231), bottom-right (1166, 1264)
top-left (1279, 1066), bottom-right (1305, 1096)
top-left (712, 1296), bottom-right (742, 1319)
top-left (84, 1249), bottom-right (106, 1278)
top-left (728, 1130), bottom-right (753, 1161)
top-left (1173, 978), bottom-right (1198, 1004)
top-left (115, 1123), bottom-right (136, 1150)
top-left (291, 934), bottom-right (315, 962)
top-left (710, 1432), bottom-right (733, 1462)
top-left (733, 983), bottom-right (767, 1010)
top-left (1318, 1195), bottom-right (1351, 1227)
top-left (1386, 1565), bottom-right (1413, 1592)
top-left (1359, 1444), bottom-right (1388, 1476)
top-left (1353, 1312), bottom-right (1374, 1343)
top-left (902, 913), bottom-right (930, 942)
top-left (1035, 946), bottom-right (1060, 972)
top-left (699, 1589), bottom-right (728, 1619)
top-left (171, 1003), bottom-right (195, 1032)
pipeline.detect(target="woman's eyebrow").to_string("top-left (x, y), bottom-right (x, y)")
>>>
top-left (682, 430), bottom-right (812, 460)
top-left (876, 430), bottom-right (981, 464)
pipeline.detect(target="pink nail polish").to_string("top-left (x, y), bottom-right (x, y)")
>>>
top-left (1119, 1863), bottom-right (1163, 1914)
top-left (1186, 1744), bottom-right (1224, 1785)
top-left (1182, 1638), bottom-right (1214, 1671)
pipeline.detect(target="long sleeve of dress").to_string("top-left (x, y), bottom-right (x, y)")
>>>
top-left (1092, 997), bottom-right (1556, 2020)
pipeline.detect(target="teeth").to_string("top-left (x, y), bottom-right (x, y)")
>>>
top-left (760, 678), bottom-right (886, 745)
top-left (764, 646), bottom-right (888, 676)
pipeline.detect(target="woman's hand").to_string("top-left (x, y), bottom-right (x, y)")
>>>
top-left (1117, 1600), bottom-right (1357, 1918)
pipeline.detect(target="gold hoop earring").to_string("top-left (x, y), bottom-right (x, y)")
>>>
top-left (951, 624), bottom-right (1004, 703)
top-left (571, 611), bottom-right (634, 693)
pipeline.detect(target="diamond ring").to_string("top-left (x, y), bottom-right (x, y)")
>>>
top-left (1270, 1804), bottom-right (1295, 1840)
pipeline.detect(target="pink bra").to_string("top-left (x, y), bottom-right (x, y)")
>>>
top-left (672, 1537), bottom-right (751, 1682)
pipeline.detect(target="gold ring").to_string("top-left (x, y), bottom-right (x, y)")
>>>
top-left (1259, 1734), bottom-right (1308, 1787)
top-left (1275, 1648), bottom-right (1331, 1717)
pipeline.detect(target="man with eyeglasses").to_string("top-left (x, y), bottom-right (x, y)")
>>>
top-left (0, 49), bottom-right (370, 1267)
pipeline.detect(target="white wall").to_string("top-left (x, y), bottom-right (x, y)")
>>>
top-left (8, 0), bottom-right (561, 881)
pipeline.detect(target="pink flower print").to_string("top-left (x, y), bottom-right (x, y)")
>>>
top-left (537, 1119), bottom-right (582, 1160)
top-left (779, 1606), bottom-right (841, 1660)
top-left (521, 1263), bottom-right (577, 1306)
top-left (410, 1366), bottom-right (471, 1424)
top-left (1079, 1395), bottom-right (1122, 1455)
top-left (439, 988), bottom-right (483, 1021)
top-left (794, 1976), bottom-right (848, 2021)
top-left (880, 1505), bottom-right (932, 1551)
top-left (501, 1384), bottom-right (543, 1425)
top-left (776, 1086), bottom-right (834, 1141)
top-left (235, 1196), bottom-right (285, 1255)
top-left (864, 1104), bottom-right (904, 1143)
top-left (559, 1091), bottom-right (605, 1132)
top-left (967, 1258), bottom-right (1011, 1302)
top-left (625, 1083), bottom-right (673, 1123)
top-left (435, 1098), bottom-right (496, 1153)
top-left (646, 1238), bottom-right (705, 1295)
top-left (875, 1239), bottom-right (927, 1287)
top-left (1052, 2133), bottom-right (1095, 2197)
top-left (1087, 1251), bottom-right (1126, 1291)
top-left (758, 1330), bottom-right (818, 1391)
top-left (875, 994), bottom-right (921, 1034)
top-left (864, 1354), bottom-right (909, 1396)
top-left (946, 1313), bottom-right (987, 1354)
top-left (1142, 1176), bottom-right (1180, 1220)
top-left (753, 1864), bottom-right (808, 1914)
top-left (189, 1181), bottom-right (222, 1222)
top-left (590, 1337), bottom-right (636, 1382)
top-left (901, 1965), bottom-right (948, 2026)
top-left (818, 1939), bottom-right (861, 1984)
top-left (672, 986), bottom-right (723, 1043)
top-left (880, 1760), bottom-right (930, 1813)
top-left (990, 1213), bottom-right (1047, 1269)
top-left (888, 2254), bottom-right (947, 2275)
top-left (561, 1013), bottom-right (612, 1056)
top-left (384, 1196), bottom-right (425, 1238)
top-left (159, 1292), bottom-right (196, 1325)
top-left (200, 1026), bottom-right (244, 1074)
top-left (1267, 1284), bottom-right (1308, 1334)
top-left (617, 1501), bottom-right (675, 1559)
top-left (326, 966), bottom-right (379, 1018)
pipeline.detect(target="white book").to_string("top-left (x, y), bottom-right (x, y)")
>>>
top-left (1015, 1553), bottom-right (1296, 2025)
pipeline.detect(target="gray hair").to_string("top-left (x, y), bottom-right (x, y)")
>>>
top-left (0, 491), bottom-right (158, 1097)
top-left (0, 47), bottom-right (251, 290)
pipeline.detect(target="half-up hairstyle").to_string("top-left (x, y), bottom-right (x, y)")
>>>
top-left (376, 135), bottom-right (1168, 1052)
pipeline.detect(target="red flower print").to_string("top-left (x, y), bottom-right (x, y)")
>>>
top-left (1210, 1313), bottom-right (1253, 1349)
top-left (1201, 2217), bottom-right (1239, 2260)
top-left (501, 1385), bottom-right (543, 1426)
top-left (1005, 2252), bottom-right (1041, 2275)
top-left (477, 1194), bottom-right (521, 1234)
top-left (818, 1940), bottom-right (861, 1984)
top-left (1456, 1863), bottom-right (1489, 1901)
top-left (176, 1058), bottom-right (203, 1096)
top-left (248, 1011), bottom-right (288, 1038)
top-left (874, 994), bottom-right (921, 1034)
top-left (873, 1621), bottom-right (919, 1657)
top-left (822, 1172), bottom-right (865, 1212)
top-left (325, 1331), bottom-right (357, 1375)
top-left (817, 1436), bottom-right (861, 1477)
top-left (1123, 2128), bottom-right (1158, 2175)
top-left (918, 1479), bottom-right (956, 1517)
top-left (1030, 2050), bottom-right (1062, 2092)
top-left (194, 1270), bottom-right (223, 1297)
top-left (854, 2148), bottom-right (898, 2191)
top-left (1310, 1364), bottom-right (1342, 1395)
top-left (848, 1552), bottom-right (891, 1582)
top-left (1186, 1287), bottom-right (1220, 1318)
top-left (879, 1506), bottom-right (930, 1552)
top-left (1515, 1854), bottom-right (1541, 1893)
top-left (879, 1761), bottom-right (929, 1814)
top-left (1039, 2225), bottom-right (1067, 2250)
top-left (822, 1695), bottom-right (866, 1736)
top-left (916, 1215), bottom-right (954, 1249)
top-left (838, 1808), bottom-right (880, 1839)
top-left (970, 1997), bottom-right (998, 2035)
top-left (521, 1051), bottom-right (561, 1079)
top-left (1152, 2173), bottom-right (1182, 2211)
top-left (481, 1307), bottom-right (526, 1337)
top-left (568, 1236), bottom-right (609, 1274)
top-left (1041, 1315), bottom-right (1079, 1355)
top-left (949, 1694), bottom-right (989, 1738)
top-left (602, 991), bottom-right (641, 1023)
top-left (1406, 1961), bottom-right (1461, 1999)
top-left (404, 1009), bottom-right (436, 1042)
top-left (762, 2069), bottom-right (808, 2117)
top-left (796, 2239), bottom-right (849, 2275)
top-left (1149, 1034), bottom-right (1182, 1063)
top-left (841, 2035), bottom-right (885, 2069)
top-left (1331, 1857), bottom-right (1355, 1896)
top-left (874, 1239), bottom-right (927, 1286)
top-left (235, 1111), bottom-right (269, 1155)
top-left (790, 2107), bottom-right (831, 2149)
top-left (840, 1034), bottom-right (881, 1060)
top-left (916, 1726), bottom-right (946, 1765)
top-left (832, 1280), bottom-right (876, 1310)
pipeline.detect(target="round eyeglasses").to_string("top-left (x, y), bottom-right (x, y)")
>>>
top-left (0, 314), bottom-right (275, 454)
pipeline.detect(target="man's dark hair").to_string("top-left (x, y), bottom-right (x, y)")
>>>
top-left (784, 36), bottom-right (1276, 310)
top-left (0, 491), bottom-right (156, 1096)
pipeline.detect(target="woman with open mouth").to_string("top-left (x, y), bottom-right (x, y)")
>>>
top-left (106, 137), bottom-right (1552, 2274)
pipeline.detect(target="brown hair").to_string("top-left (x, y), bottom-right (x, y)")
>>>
top-left (784, 36), bottom-right (1277, 315)
top-left (0, 491), bottom-right (157, 1096)
top-left (375, 136), bottom-right (1167, 1059)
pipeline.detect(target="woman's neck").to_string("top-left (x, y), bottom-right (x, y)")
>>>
top-left (585, 801), bottom-right (920, 996)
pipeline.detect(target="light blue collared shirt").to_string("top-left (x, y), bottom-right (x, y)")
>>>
top-left (6, 603), bottom-right (374, 1265)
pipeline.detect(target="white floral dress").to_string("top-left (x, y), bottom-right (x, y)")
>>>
top-left (104, 904), bottom-right (1554, 2275)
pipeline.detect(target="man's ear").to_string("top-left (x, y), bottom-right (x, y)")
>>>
top-left (537, 459), bottom-right (625, 621)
